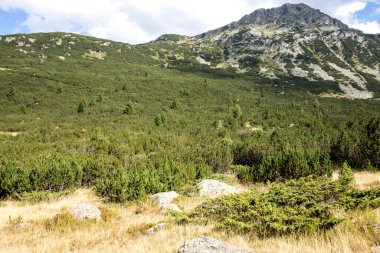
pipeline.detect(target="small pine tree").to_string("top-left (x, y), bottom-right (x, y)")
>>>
top-left (6, 87), bottom-right (15, 100)
top-left (338, 162), bottom-right (354, 189)
top-left (77, 102), bottom-right (85, 113)
top-left (154, 114), bottom-right (162, 126)
top-left (231, 104), bottom-right (242, 120)
top-left (123, 101), bottom-right (134, 115)
top-left (169, 99), bottom-right (179, 110)
top-left (314, 98), bottom-right (321, 109)
top-left (161, 113), bottom-right (167, 126)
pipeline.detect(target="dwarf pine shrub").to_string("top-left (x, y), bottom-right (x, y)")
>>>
top-left (174, 166), bottom-right (380, 237)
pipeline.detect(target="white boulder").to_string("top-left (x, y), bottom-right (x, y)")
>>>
top-left (152, 191), bottom-right (179, 205)
top-left (162, 204), bottom-right (181, 212)
top-left (146, 222), bottom-right (165, 236)
top-left (178, 237), bottom-right (252, 253)
top-left (198, 179), bottom-right (243, 198)
top-left (71, 204), bottom-right (101, 221)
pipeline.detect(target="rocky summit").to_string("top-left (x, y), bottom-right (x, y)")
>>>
top-left (153, 4), bottom-right (380, 99)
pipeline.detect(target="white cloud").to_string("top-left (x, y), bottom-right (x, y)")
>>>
top-left (0, 0), bottom-right (379, 43)
top-left (334, 1), bottom-right (380, 33)
top-left (351, 21), bottom-right (380, 33)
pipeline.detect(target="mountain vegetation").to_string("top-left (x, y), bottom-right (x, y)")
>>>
top-left (0, 3), bottom-right (379, 249)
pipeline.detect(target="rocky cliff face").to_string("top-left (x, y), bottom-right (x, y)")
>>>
top-left (204, 3), bottom-right (348, 36)
top-left (152, 4), bottom-right (380, 99)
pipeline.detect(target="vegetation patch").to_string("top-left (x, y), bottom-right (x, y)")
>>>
top-left (40, 206), bottom-right (117, 231)
top-left (174, 164), bottom-right (380, 237)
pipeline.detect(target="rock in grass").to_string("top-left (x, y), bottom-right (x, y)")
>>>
top-left (198, 179), bottom-right (243, 198)
top-left (152, 191), bottom-right (179, 205)
top-left (15, 222), bottom-right (31, 229)
top-left (146, 222), bottom-right (166, 236)
top-left (162, 204), bottom-right (181, 212)
top-left (71, 204), bottom-right (101, 221)
top-left (372, 246), bottom-right (380, 253)
top-left (178, 237), bottom-right (252, 253)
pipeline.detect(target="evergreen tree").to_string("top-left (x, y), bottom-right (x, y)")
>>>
top-left (123, 101), bottom-right (134, 115)
top-left (77, 102), bottom-right (85, 113)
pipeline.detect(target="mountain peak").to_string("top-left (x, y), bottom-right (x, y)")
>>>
top-left (237, 3), bottom-right (348, 29)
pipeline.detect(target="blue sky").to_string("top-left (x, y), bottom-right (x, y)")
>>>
top-left (0, 0), bottom-right (379, 44)
top-left (355, 2), bottom-right (380, 23)
top-left (0, 10), bottom-right (28, 34)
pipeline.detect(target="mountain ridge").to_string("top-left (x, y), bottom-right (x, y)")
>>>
top-left (199, 3), bottom-right (350, 39)
top-left (151, 3), bottom-right (380, 99)
top-left (0, 3), bottom-right (379, 99)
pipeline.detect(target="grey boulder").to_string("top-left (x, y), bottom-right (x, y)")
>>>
top-left (198, 179), bottom-right (243, 198)
top-left (71, 204), bottom-right (101, 221)
top-left (152, 191), bottom-right (179, 205)
top-left (178, 237), bottom-right (252, 253)
top-left (162, 203), bottom-right (181, 212)
top-left (146, 222), bottom-right (166, 236)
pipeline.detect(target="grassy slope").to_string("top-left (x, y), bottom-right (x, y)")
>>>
top-left (0, 33), bottom-right (378, 133)
top-left (1, 172), bottom-right (380, 253)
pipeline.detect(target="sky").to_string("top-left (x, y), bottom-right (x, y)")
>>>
top-left (0, 0), bottom-right (379, 44)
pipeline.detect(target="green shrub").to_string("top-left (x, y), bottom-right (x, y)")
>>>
top-left (175, 169), bottom-right (380, 237)
top-left (77, 101), bottom-right (85, 113)
top-left (95, 161), bottom-right (212, 202)
top-left (235, 147), bottom-right (332, 182)
top-left (123, 101), bottom-right (134, 115)
top-left (0, 161), bottom-right (31, 197)
top-left (29, 155), bottom-right (82, 192)
top-left (80, 154), bottom-right (121, 187)
top-left (0, 155), bottom-right (82, 198)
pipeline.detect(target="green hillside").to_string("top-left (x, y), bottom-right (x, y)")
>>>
top-left (0, 32), bottom-right (378, 200)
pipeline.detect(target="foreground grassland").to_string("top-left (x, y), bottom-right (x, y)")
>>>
top-left (0, 172), bottom-right (380, 253)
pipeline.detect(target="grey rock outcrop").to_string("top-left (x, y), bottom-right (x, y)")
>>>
top-left (372, 246), bottom-right (380, 253)
top-left (15, 222), bottom-right (31, 229)
top-left (71, 204), bottom-right (101, 221)
top-left (198, 179), bottom-right (243, 198)
top-left (178, 237), bottom-right (252, 253)
top-left (162, 203), bottom-right (181, 212)
top-left (238, 3), bottom-right (348, 29)
top-left (146, 222), bottom-right (166, 236)
top-left (152, 191), bottom-right (179, 205)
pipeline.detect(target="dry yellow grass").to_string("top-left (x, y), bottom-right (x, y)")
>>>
top-left (333, 170), bottom-right (380, 190)
top-left (0, 173), bottom-right (379, 253)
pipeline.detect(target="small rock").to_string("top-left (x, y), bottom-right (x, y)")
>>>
top-left (59, 56), bottom-right (65, 60)
top-left (71, 204), bottom-right (101, 221)
top-left (178, 237), bottom-right (252, 253)
top-left (152, 191), bottom-right (179, 205)
top-left (146, 222), bottom-right (165, 236)
top-left (372, 246), bottom-right (380, 253)
top-left (198, 179), bottom-right (243, 198)
top-left (15, 222), bottom-right (31, 229)
top-left (162, 204), bottom-right (181, 212)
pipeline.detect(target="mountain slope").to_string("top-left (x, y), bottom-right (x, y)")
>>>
top-left (150, 4), bottom-right (380, 99)
top-left (0, 4), bottom-right (379, 100)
